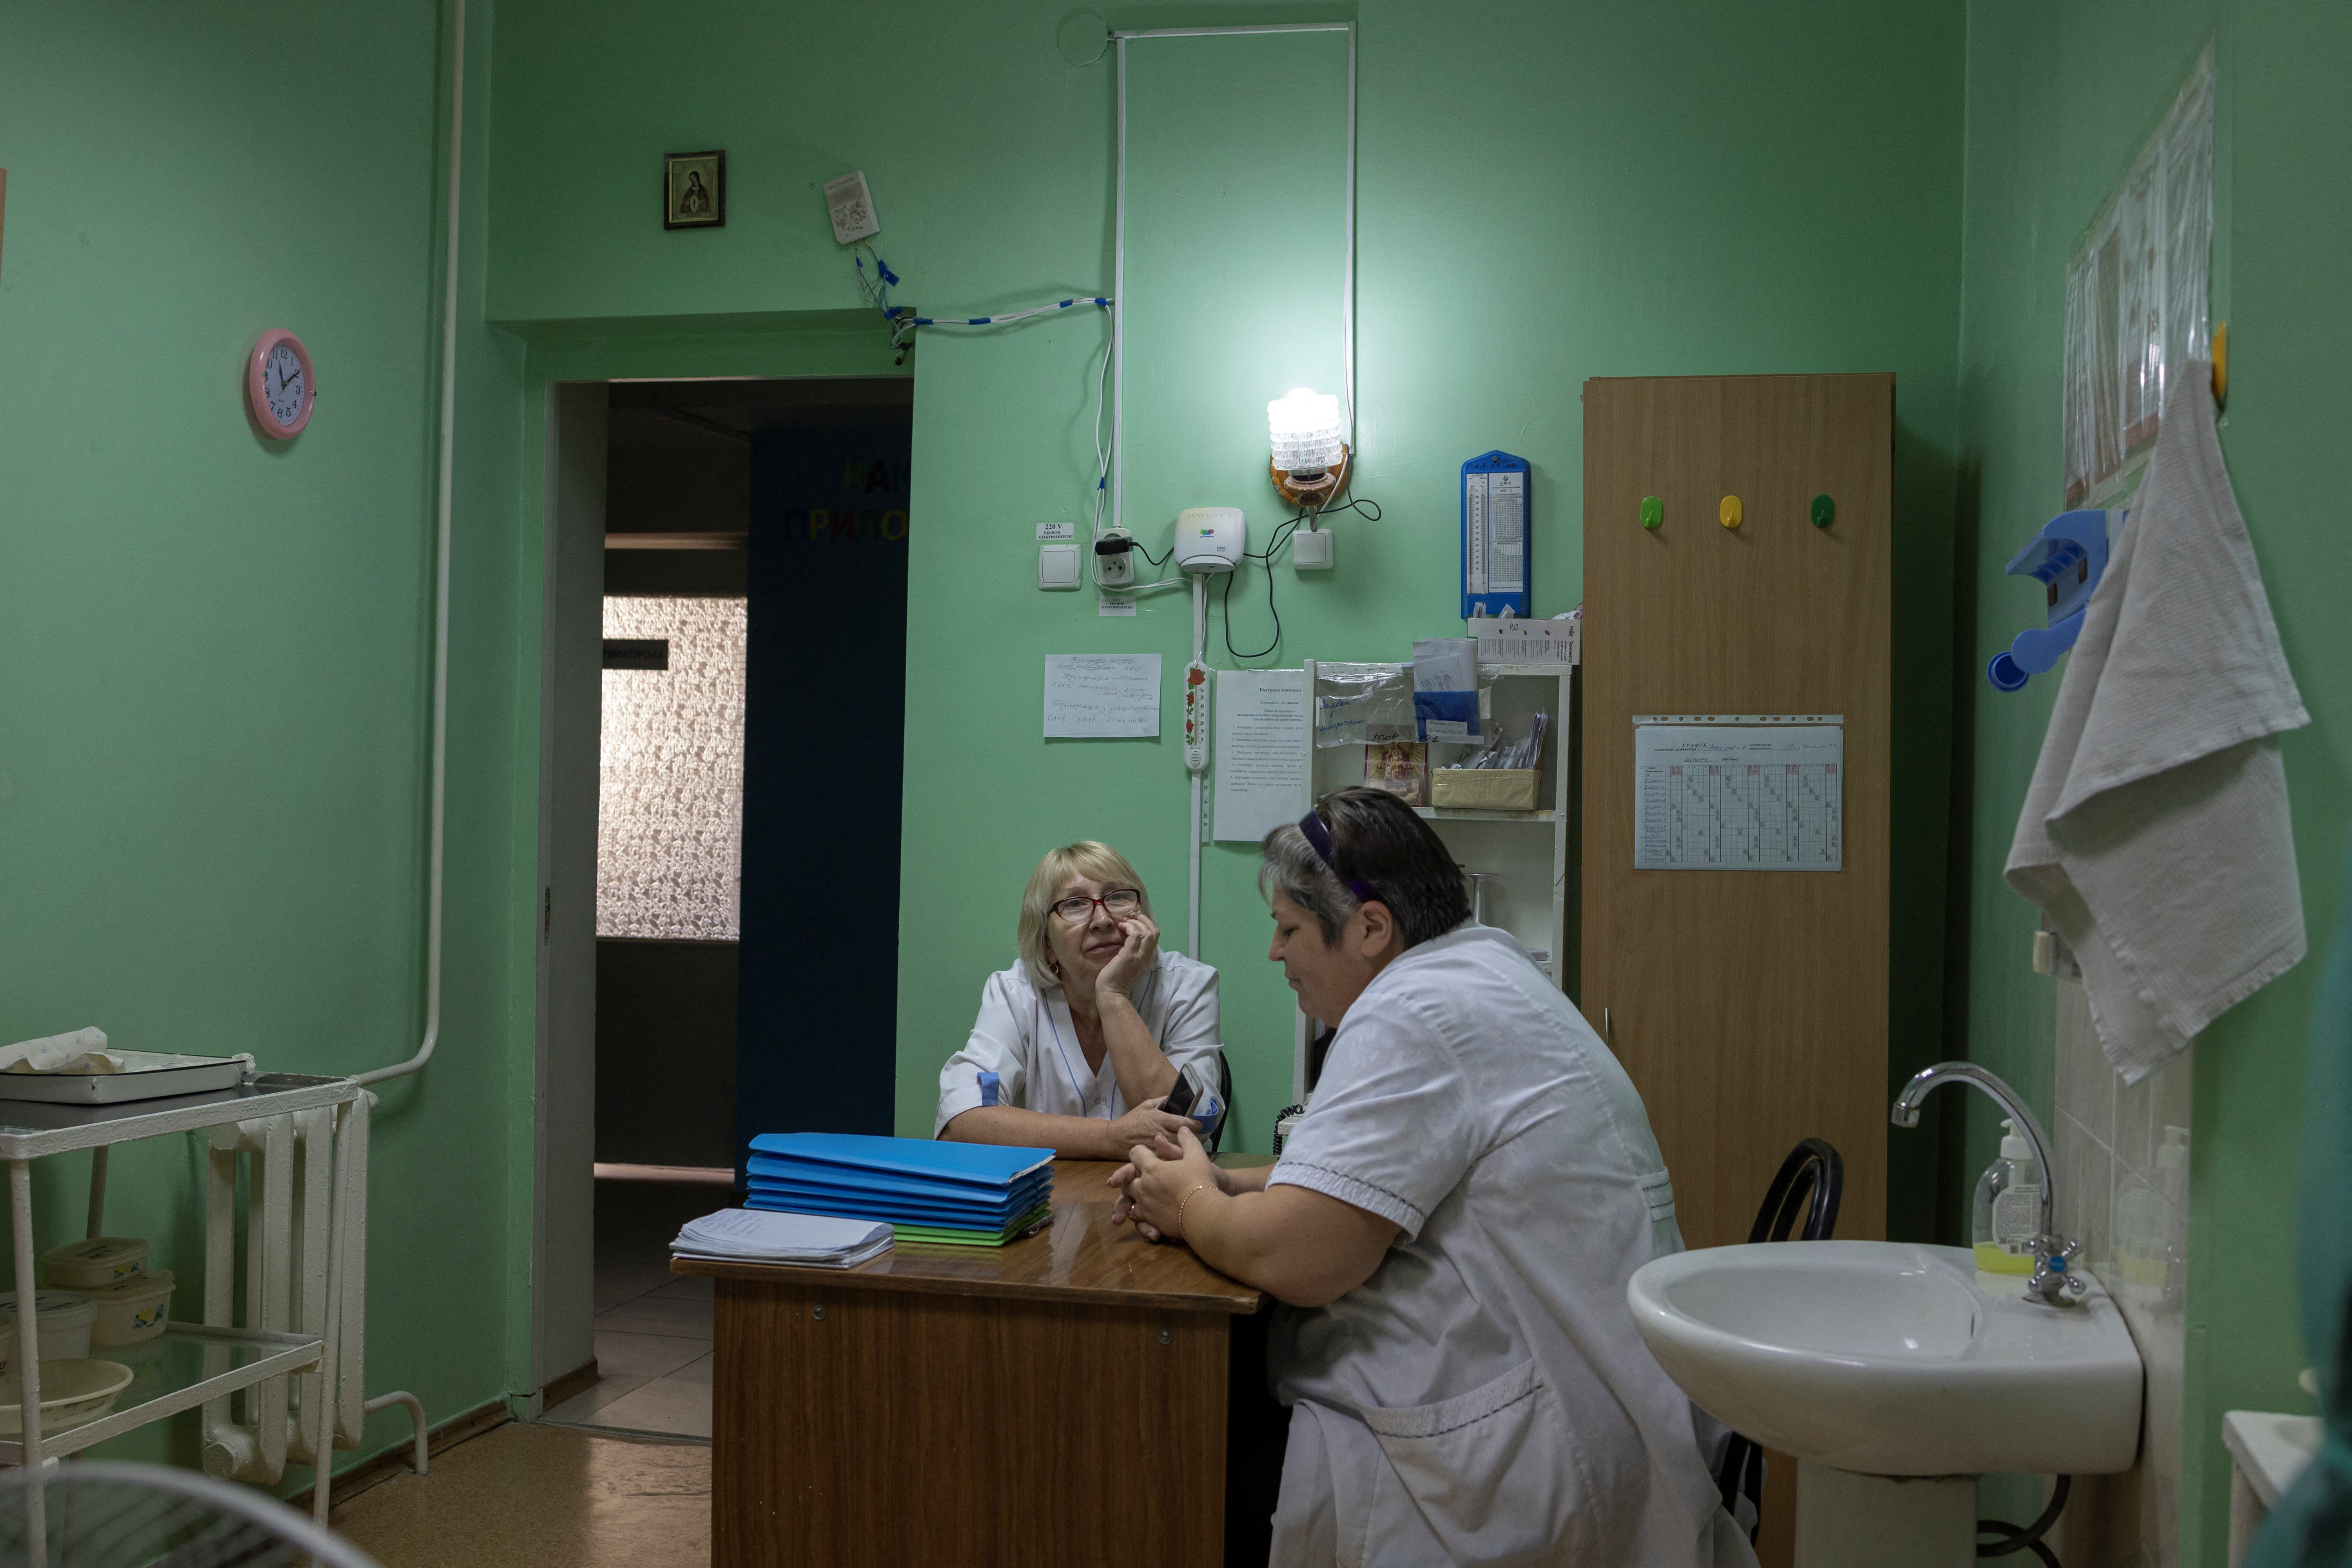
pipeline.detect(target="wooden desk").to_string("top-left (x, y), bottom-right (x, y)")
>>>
top-left (675, 1158), bottom-right (1270, 1568)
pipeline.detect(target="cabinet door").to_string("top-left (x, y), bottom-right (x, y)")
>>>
top-left (1580, 374), bottom-right (1891, 1250)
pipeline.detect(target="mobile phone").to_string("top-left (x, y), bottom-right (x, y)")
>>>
top-left (1158, 1062), bottom-right (1225, 1144)
top-left (1161, 1071), bottom-right (1198, 1120)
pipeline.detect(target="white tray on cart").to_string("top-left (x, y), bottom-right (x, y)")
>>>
top-left (0, 1053), bottom-right (245, 1106)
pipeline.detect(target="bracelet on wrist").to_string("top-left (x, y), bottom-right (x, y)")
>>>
top-left (1174, 1180), bottom-right (1211, 1240)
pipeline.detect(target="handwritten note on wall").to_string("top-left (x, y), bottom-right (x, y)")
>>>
top-left (1043, 654), bottom-right (1163, 738)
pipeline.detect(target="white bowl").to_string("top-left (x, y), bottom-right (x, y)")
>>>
top-left (0, 1359), bottom-right (136, 1435)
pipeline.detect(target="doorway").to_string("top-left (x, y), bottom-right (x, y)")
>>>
top-left (535, 374), bottom-right (914, 1439)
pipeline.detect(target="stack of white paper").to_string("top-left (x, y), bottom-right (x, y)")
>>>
top-left (671, 1207), bottom-right (893, 1268)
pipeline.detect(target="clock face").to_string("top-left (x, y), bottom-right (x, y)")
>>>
top-left (263, 341), bottom-right (306, 429)
top-left (248, 330), bottom-right (314, 438)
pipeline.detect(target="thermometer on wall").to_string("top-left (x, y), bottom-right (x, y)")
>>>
top-left (1183, 660), bottom-right (1209, 773)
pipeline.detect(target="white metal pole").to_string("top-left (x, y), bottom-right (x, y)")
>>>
top-left (13, 1159), bottom-right (45, 1568)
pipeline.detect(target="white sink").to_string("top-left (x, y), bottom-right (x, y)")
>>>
top-left (1628, 1240), bottom-right (2143, 1476)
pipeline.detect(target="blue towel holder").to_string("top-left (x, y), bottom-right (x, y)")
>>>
top-left (1987, 509), bottom-right (2122, 692)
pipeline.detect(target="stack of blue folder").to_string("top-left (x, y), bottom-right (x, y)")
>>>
top-left (745, 1133), bottom-right (1057, 1247)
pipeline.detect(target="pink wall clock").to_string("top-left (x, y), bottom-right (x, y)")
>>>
top-left (246, 328), bottom-right (316, 439)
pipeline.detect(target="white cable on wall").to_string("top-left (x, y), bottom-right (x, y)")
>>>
top-left (361, 0), bottom-right (464, 1089)
top-left (1111, 36), bottom-right (1129, 540)
top-left (1343, 23), bottom-right (1357, 447)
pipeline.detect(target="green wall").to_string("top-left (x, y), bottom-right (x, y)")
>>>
top-left (487, 0), bottom-right (1967, 1211)
top-left (0, 0), bottom-right (527, 1477)
top-left (1954, 4), bottom-right (2351, 1559)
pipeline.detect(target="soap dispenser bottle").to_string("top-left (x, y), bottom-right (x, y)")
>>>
top-left (1971, 1118), bottom-right (2041, 1275)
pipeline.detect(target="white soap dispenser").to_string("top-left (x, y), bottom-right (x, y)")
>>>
top-left (1971, 1118), bottom-right (2042, 1276)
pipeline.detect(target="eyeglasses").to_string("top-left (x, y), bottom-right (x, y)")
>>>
top-left (1051, 887), bottom-right (1143, 924)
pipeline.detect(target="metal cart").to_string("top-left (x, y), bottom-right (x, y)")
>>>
top-left (0, 1073), bottom-right (364, 1560)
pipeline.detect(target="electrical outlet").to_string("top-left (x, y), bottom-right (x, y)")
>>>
top-left (1094, 528), bottom-right (1135, 586)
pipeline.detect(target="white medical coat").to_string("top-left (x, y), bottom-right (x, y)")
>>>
top-left (933, 952), bottom-right (1223, 1135)
top-left (1266, 924), bottom-right (1753, 1568)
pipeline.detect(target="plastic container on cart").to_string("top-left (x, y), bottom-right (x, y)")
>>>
top-left (43, 1236), bottom-right (149, 1290)
top-left (0, 1291), bottom-right (96, 1369)
top-left (87, 1269), bottom-right (173, 1347)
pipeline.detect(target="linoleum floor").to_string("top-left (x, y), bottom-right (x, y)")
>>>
top-left (332, 1421), bottom-right (710, 1568)
top-left (544, 1175), bottom-right (724, 1440)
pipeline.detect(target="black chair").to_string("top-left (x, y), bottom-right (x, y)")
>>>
top-left (1205, 1053), bottom-right (1234, 1154)
top-left (1713, 1138), bottom-right (1844, 1541)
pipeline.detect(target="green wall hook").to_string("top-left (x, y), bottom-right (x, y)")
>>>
top-left (1811, 494), bottom-right (1836, 528)
top-left (1640, 495), bottom-right (1663, 530)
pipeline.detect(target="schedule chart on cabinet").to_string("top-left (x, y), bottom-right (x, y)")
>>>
top-left (1633, 718), bottom-right (1843, 871)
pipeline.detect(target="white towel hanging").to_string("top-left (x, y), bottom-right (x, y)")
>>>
top-left (2006, 361), bottom-right (2309, 1083)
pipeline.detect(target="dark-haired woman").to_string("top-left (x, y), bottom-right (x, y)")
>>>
top-left (1112, 788), bottom-right (1752, 1567)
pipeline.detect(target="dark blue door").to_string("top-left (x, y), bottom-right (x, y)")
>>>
top-left (735, 427), bottom-right (911, 1171)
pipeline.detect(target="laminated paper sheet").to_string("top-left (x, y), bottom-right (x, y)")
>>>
top-left (1213, 669), bottom-right (1307, 842)
top-left (1634, 717), bottom-right (1843, 871)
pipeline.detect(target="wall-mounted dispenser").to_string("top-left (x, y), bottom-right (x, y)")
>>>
top-left (1986, 509), bottom-right (2121, 691)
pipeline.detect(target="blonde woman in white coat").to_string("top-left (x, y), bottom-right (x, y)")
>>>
top-left (936, 841), bottom-right (1224, 1161)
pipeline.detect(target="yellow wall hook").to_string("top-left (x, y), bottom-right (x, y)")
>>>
top-left (1719, 495), bottom-right (1743, 529)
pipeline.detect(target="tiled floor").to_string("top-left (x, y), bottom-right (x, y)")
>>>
top-left (333, 1419), bottom-right (710, 1568)
top-left (543, 1176), bottom-right (728, 1441)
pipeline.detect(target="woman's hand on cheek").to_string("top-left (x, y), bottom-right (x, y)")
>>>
top-left (1094, 911), bottom-right (1161, 1002)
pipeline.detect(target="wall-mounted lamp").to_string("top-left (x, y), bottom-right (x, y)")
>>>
top-left (1267, 387), bottom-right (1350, 510)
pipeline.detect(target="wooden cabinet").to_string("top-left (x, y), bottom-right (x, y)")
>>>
top-left (1579, 373), bottom-right (1893, 1253)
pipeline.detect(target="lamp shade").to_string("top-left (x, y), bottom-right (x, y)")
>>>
top-left (1267, 388), bottom-right (1343, 476)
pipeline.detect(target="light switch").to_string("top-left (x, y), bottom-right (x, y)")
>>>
top-left (1038, 544), bottom-right (1081, 590)
top-left (1291, 529), bottom-right (1334, 569)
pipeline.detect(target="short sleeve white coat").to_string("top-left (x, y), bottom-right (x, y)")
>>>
top-left (1265, 923), bottom-right (1755, 1568)
top-left (933, 952), bottom-right (1223, 1136)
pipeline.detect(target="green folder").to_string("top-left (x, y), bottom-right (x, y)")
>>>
top-left (889, 1202), bottom-right (1053, 1248)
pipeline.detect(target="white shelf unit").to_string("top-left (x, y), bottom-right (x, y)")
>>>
top-left (1292, 661), bottom-right (1575, 1099)
top-left (0, 1073), bottom-right (366, 1555)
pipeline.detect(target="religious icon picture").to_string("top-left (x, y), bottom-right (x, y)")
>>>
top-left (663, 151), bottom-right (726, 230)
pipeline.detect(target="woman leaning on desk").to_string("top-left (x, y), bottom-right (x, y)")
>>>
top-left (935, 841), bottom-right (1224, 1161)
top-left (1113, 789), bottom-right (1756, 1568)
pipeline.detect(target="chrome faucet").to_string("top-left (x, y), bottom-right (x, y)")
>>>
top-left (1891, 1062), bottom-right (2087, 1307)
